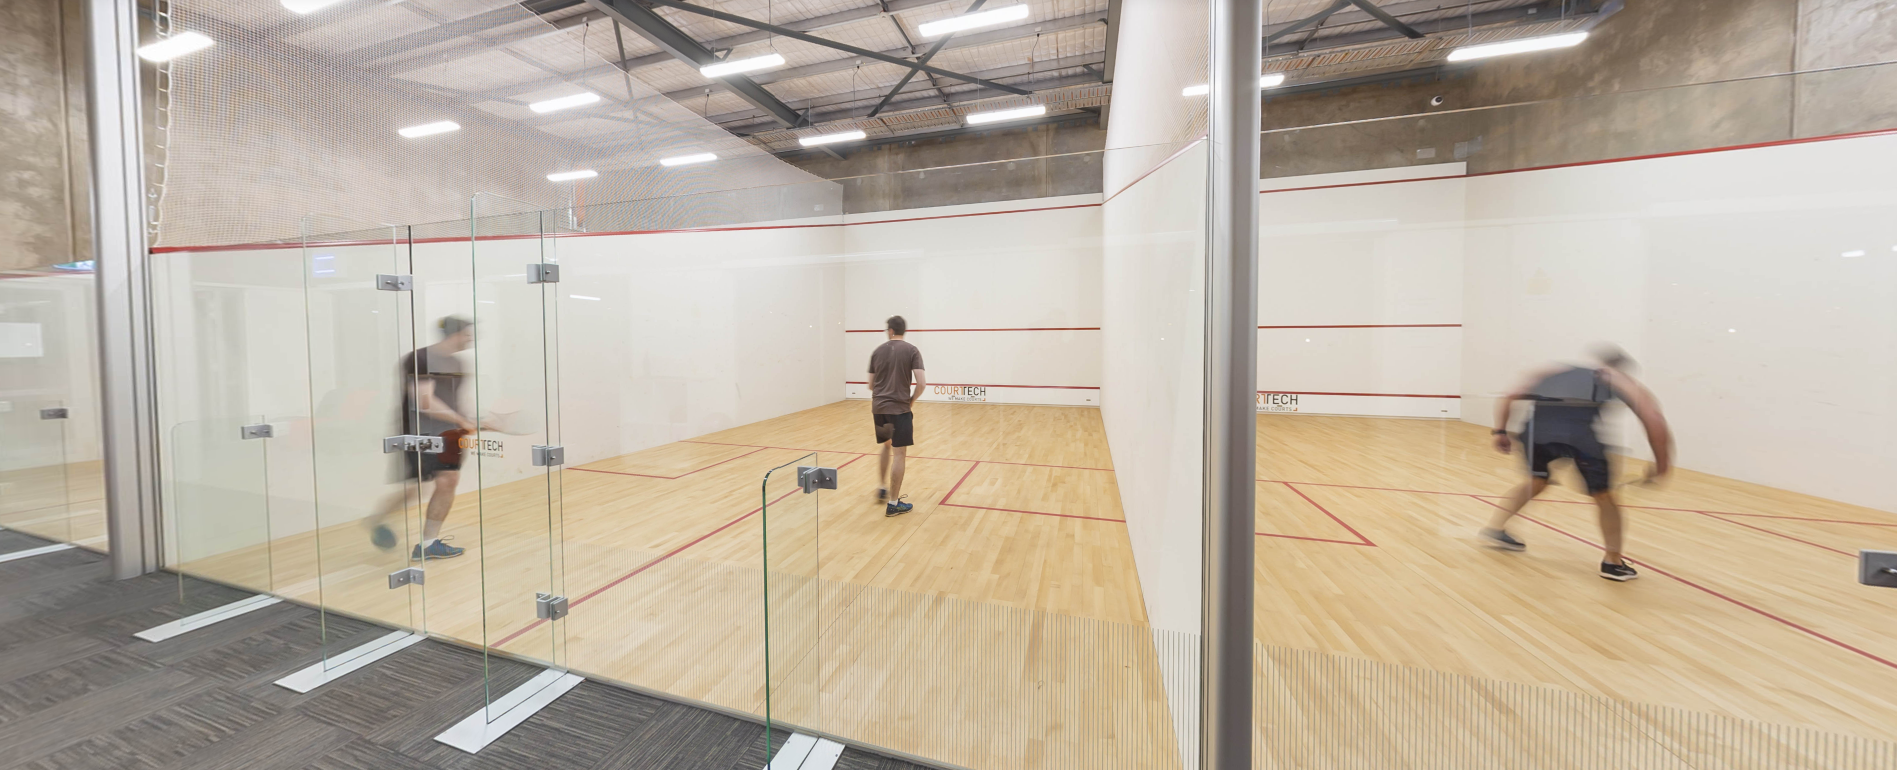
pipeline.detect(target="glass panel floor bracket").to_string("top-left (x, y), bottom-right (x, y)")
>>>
top-left (769, 733), bottom-right (846, 770)
top-left (274, 631), bottom-right (427, 693)
top-left (133, 594), bottom-right (282, 642)
top-left (0, 543), bottom-right (76, 563)
top-left (434, 668), bottom-right (585, 754)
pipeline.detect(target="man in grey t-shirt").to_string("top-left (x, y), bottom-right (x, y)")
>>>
top-left (867, 315), bottom-right (927, 516)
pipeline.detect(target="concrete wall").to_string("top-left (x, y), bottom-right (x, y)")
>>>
top-left (785, 117), bottom-right (1107, 214)
top-left (1252, 0), bottom-right (1897, 178)
top-left (0, 0), bottom-right (89, 272)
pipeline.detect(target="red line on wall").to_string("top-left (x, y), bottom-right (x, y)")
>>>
top-left (1259, 390), bottom-right (1460, 399)
top-left (1258, 127), bottom-right (1897, 197)
top-left (1102, 139), bottom-right (1208, 205)
top-left (681, 439), bottom-right (1114, 471)
top-left (1255, 478), bottom-right (1897, 526)
top-left (1259, 324), bottom-right (1461, 329)
top-left (844, 327), bottom-right (1101, 333)
top-left (846, 381), bottom-right (1101, 390)
top-left (1482, 499), bottom-right (1897, 673)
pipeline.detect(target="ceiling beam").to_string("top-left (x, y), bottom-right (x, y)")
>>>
top-left (557, 0), bottom-right (959, 68)
top-left (770, 109), bottom-right (1100, 160)
top-left (581, 0), bottom-right (807, 128)
top-left (706, 55), bottom-right (1104, 129)
top-left (639, 0), bottom-right (1030, 96)
top-left (1267, 0), bottom-right (1606, 61)
top-left (870, 0), bottom-right (985, 116)
top-left (1264, 0), bottom-right (1351, 46)
top-left (1345, 0), bottom-right (1425, 39)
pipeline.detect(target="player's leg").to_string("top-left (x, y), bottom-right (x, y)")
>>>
top-left (1575, 447), bottom-right (1636, 579)
top-left (876, 415), bottom-right (893, 502)
top-left (886, 413), bottom-right (915, 516)
top-left (1482, 443), bottom-right (1551, 550)
top-left (414, 467), bottom-right (466, 560)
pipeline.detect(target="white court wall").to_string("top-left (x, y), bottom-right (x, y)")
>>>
top-left (1461, 132), bottom-right (1897, 512)
top-left (839, 195), bottom-right (1103, 407)
top-left (1257, 165), bottom-right (1467, 419)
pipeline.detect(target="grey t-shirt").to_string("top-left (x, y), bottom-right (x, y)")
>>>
top-left (401, 346), bottom-right (467, 436)
top-left (867, 340), bottom-right (925, 415)
top-left (1525, 365), bottom-right (1620, 447)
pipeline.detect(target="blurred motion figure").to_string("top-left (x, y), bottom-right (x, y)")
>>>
top-left (1480, 345), bottom-right (1672, 581)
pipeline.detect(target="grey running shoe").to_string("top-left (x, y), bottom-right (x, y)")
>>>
top-left (1599, 561), bottom-right (1640, 581)
top-left (1479, 528), bottom-right (1527, 551)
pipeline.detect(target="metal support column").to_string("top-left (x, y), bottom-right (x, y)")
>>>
top-left (86, 0), bottom-right (164, 579)
top-left (1203, 0), bottom-right (1262, 767)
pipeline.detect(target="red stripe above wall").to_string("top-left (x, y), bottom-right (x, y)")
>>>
top-left (844, 327), bottom-right (1101, 333)
top-left (847, 381), bottom-right (1100, 390)
top-left (1259, 324), bottom-right (1460, 329)
top-left (1260, 390), bottom-right (1460, 399)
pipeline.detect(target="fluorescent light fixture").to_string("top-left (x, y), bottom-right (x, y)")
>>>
top-left (800, 130), bottom-right (867, 147)
top-left (529, 92), bottom-right (600, 114)
top-left (1843, 250), bottom-right (1867, 258)
top-left (659, 152), bottom-right (718, 167)
top-left (700, 53), bottom-right (786, 78)
top-left (136, 31), bottom-right (214, 62)
top-left (1447, 32), bottom-right (1588, 62)
top-left (281, 0), bottom-right (345, 13)
top-left (398, 120), bottom-right (460, 138)
top-left (569, 295), bottom-right (602, 301)
top-left (1183, 74), bottom-right (1288, 97)
top-left (918, 4), bottom-right (1030, 37)
top-left (965, 104), bottom-right (1046, 125)
top-left (546, 169), bottom-right (598, 182)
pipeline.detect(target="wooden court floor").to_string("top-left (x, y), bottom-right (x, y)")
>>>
top-left (0, 460), bottom-right (107, 549)
top-left (174, 402), bottom-right (1897, 766)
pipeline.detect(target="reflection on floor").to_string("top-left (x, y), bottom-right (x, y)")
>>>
top-left (0, 531), bottom-right (930, 770)
top-left (0, 460), bottom-right (108, 549)
top-left (174, 403), bottom-right (1897, 768)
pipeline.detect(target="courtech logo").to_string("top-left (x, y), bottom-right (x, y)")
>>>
top-left (459, 435), bottom-right (505, 458)
top-left (1257, 393), bottom-right (1300, 413)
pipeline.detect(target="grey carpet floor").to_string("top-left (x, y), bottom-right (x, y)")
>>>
top-left (0, 534), bottom-right (934, 770)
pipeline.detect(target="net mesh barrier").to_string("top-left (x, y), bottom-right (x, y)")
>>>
top-left (154, 0), bottom-right (831, 248)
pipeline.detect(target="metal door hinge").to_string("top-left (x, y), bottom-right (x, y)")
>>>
top-left (532, 445), bottom-right (565, 467)
top-left (240, 423), bottom-right (273, 440)
top-left (388, 567), bottom-right (425, 588)
top-left (375, 274), bottom-right (413, 291)
top-left (528, 263), bottom-right (560, 284)
top-left (1860, 550), bottom-right (1897, 588)
top-left (39, 407), bottom-right (69, 420)
top-left (535, 593), bottom-right (569, 620)
top-left (383, 434), bottom-right (445, 454)
top-left (799, 466), bottom-right (838, 494)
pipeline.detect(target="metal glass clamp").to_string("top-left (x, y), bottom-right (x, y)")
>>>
top-left (535, 593), bottom-right (569, 620)
top-left (799, 466), bottom-right (838, 494)
top-left (532, 445), bottom-right (565, 467)
top-left (375, 274), bottom-right (413, 291)
top-left (39, 407), bottom-right (69, 420)
top-left (528, 263), bottom-right (560, 284)
top-left (240, 423), bottom-right (274, 440)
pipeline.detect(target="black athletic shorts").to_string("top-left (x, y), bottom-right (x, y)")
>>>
top-left (1529, 441), bottom-right (1612, 495)
top-left (403, 439), bottom-right (464, 482)
top-left (873, 412), bottom-right (915, 448)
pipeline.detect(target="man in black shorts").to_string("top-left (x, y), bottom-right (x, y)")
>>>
top-left (371, 316), bottom-right (483, 560)
top-left (1481, 345), bottom-right (1672, 581)
top-left (867, 315), bottom-right (926, 516)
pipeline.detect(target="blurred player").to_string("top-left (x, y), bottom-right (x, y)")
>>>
top-left (370, 316), bottom-right (486, 560)
top-left (867, 315), bottom-right (926, 516)
top-left (1480, 344), bottom-right (1672, 581)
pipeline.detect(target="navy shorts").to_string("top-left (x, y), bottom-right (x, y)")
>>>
top-left (1529, 441), bottom-right (1612, 495)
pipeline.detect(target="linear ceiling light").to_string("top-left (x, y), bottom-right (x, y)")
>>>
top-left (965, 104), bottom-right (1045, 125)
top-left (660, 153), bottom-right (718, 167)
top-left (136, 31), bottom-right (215, 62)
top-left (1182, 74), bottom-right (1287, 97)
top-left (918, 4), bottom-right (1030, 37)
top-left (529, 92), bottom-right (600, 114)
top-left (546, 169), bottom-right (598, 182)
top-left (800, 130), bottom-right (867, 147)
top-left (1447, 32), bottom-right (1588, 62)
top-left (700, 53), bottom-right (786, 78)
top-left (281, 0), bottom-right (346, 13)
top-left (398, 120), bottom-right (460, 138)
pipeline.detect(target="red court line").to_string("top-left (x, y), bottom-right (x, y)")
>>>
top-left (1260, 478), bottom-right (1897, 527)
top-left (569, 446), bottom-right (768, 480)
top-left (1260, 390), bottom-right (1460, 399)
top-left (1480, 498), bottom-right (1897, 673)
top-left (1264, 483), bottom-right (1376, 547)
top-left (493, 455), bottom-right (865, 650)
top-left (844, 327), bottom-right (1100, 333)
top-left (845, 381), bottom-right (1100, 390)
top-left (683, 439), bottom-right (1115, 472)
top-left (1259, 324), bottom-right (1461, 329)
top-left (934, 460), bottom-right (1127, 524)
top-left (1693, 511), bottom-right (1857, 558)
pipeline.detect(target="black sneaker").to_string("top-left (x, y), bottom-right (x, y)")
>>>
top-left (370, 524), bottom-right (398, 551)
top-left (885, 496), bottom-right (913, 517)
top-left (1599, 561), bottom-right (1639, 581)
top-left (412, 537), bottom-right (465, 561)
top-left (876, 487), bottom-right (888, 502)
top-left (1479, 528), bottom-right (1526, 551)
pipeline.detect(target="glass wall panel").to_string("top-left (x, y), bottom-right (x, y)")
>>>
top-left (1254, 61), bottom-right (1897, 768)
top-left (0, 268), bottom-right (102, 550)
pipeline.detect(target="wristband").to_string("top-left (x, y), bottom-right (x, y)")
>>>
top-left (1491, 429), bottom-right (1508, 435)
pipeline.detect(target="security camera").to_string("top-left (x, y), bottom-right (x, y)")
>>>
top-left (1430, 95), bottom-right (1446, 107)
